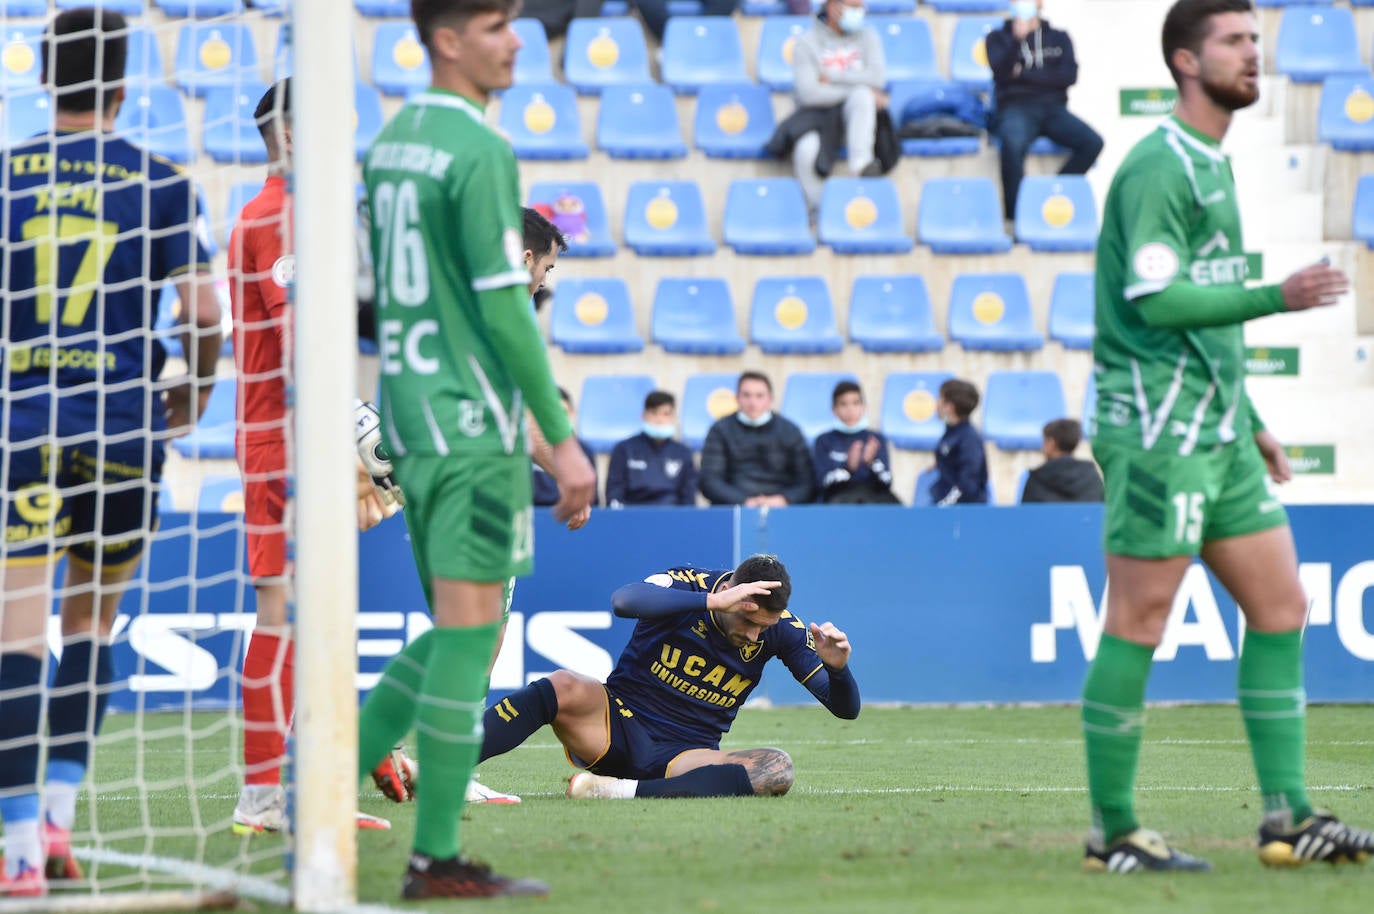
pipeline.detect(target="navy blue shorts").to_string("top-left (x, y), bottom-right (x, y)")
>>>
top-left (569, 686), bottom-right (716, 780)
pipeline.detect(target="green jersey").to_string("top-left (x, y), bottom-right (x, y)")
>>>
top-left (1093, 116), bottom-right (1279, 456)
top-left (363, 89), bottom-right (571, 458)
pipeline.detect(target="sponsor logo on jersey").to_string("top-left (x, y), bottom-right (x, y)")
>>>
top-left (271, 254), bottom-right (295, 288)
top-left (664, 459), bottom-right (683, 479)
top-left (739, 641), bottom-right (761, 662)
top-left (1133, 242), bottom-right (1179, 282)
top-left (458, 400), bottom-right (486, 437)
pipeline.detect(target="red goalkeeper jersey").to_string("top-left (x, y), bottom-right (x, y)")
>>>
top-left (228, 176), bottom-right (293, 448)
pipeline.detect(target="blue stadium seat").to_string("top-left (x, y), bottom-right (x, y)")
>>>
top-left (600, 0), bottom-right (630, 13)
top-left (694, 83), bottom-right (776, 158)
top-left (782, 371), bottom-right (859, 442)
top-left (662, 16), bottom-right (749, 94)
top-left (1014, 175), bottom-right (1098, 252)
top-left (917, 178), bottom-right (1012, 254)
top-left (371, 22), bottom-right (431, 96)
top-left (10, 0), bottom-right (50, 12)
top-left (739, 0), bottom-right (786, 12)
top-left (356, 0), bottom-right (410, 14)
top-left (578, 374), bottom-right (658, 453)
top-left (598, 83), bottom-right (687, 159)
top-left (354, 83), bottom-right (385, 162)
top-left (848, 274), bottom-right (943, 353)
top-left (651, 278), bottom-right (746, 355)
top-left (1318, 75), bottom-right (1374, 151)
top-left (887, 80), bottom-right (983, 156)
top-left (723, 178), bottom-right (816, 255)
top-left (881, 372), bottom-right (954, 450)
top-left (158, 1), bottom-right (243, 15)
top-left (750, 276), bottom-right (844, 354)
top-left (982, 371), bottom-right (1067, 450)
top-left (172, 377), bottom-right (237, 459)
top-left (115, 85), bottom-right (192, 164)
top-left (1, 27), bottom-right (42, 91)
top-left (197, 475), bottom-right (245, 514)
top-left (872, 16), bottom-right (939, 84)
top-left (912, 467), bottom-right (938, 507)
top-left (1275, 6), bottom-right (1364, 83)
top-left (550, 278), bottom-right (645, 354)
top-left (1353, 174), bottom-right (1374, 247)
top-left (499, 83), bottom-right (589, 159)
top-left (818, 177), bottom-right (913, 254)
top-left (949, 273), bottom-right (1043, 352)
top-left (527, 182), bottom-right (617, 257)
top-left (513, 18), bottom-right (555, 85)
top-left (949, 16), bottom-right (1001, 91)
top-left (867, 0), bottom-right (917, 11)
top-left (756, 16), bottom-right (811, 92)
top-left (1048, 272), bottom-right (1094, 350)
top-left (624, 181), bottom-right (715, 256)
top-left (668, 0), bottom-right (706, 14)
top-left (927, 0), bottom-right (1009, 9)
top-left (175, 23), bottom-right (259, 97)
top-left (126, 26), bottom-right (166, 84)
top-left (56, 0), bottom-right (144, 11)
top-left (682, 372), bottom-right (741, 450)
top-left (203, 83), bottom-right (271, 164)
top-left (564, 18), bottom-right (652, 94)
top-left (221, 180), bottom-right (265, 248)
top-left (1, 89), bottom-right (50, 145)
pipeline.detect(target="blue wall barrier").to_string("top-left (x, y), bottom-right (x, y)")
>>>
top-left (80, 505), bottom-right (1374, 713)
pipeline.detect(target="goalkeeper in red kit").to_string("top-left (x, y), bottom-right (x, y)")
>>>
top-left (226, 79), bottom-right (395, 835)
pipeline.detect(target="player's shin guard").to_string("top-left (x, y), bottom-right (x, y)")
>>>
top-left (242, 630), bottom-right (294, 786)
top-left (478, 677), bottom-right (558, 762)
top-left (358, 630), bottom-right (434, 781)
top-left (1238, 628), bottom-right (1311, 821)
top-left (634, 764), bottom-right (754, 798)
top-left (0, 653), bottom-right (45, 878)
top-left (413, 623), bottom-right (499, 860)
top-left (1082, 634), bottom-right (1154, 843)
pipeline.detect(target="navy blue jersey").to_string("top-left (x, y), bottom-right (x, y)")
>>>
top-left (606, 565), bottom-right (842, 745)
top-left (2, 130), bottom-right (210, 437)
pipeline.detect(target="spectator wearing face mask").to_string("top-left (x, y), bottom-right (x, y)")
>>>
top-left (698, 371), bottom-right (815, 507)
top-left (986, 0), bottom-right (1103, 221)
top-left (812, 381), bottom-right (899, 505)
top-left (606, 391), bottom-right (698, 507)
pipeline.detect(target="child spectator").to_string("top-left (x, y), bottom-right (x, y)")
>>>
top-left (1020, 418), bottom-right (1104, 503)
top-left (930, 378), bottom-right (989, 505)
top-left (813, 381), bottom-right (899, 504)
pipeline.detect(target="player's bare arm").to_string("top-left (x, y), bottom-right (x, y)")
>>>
top-left (1253, 429), bottom-right (1293, 484)
top-left (1279, 261), bottom-right (1348, 311)
top-left (164, 271), bottom-right (224, 435)
top-left (705, 579), bottom-right (782, 613)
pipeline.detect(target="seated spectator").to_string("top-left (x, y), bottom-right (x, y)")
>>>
top-left (765, 0), bottom-right (899, 215)
top-left (813, 380), bottom-right (899, 504)
top-left (985, 0), bottom-right (1102, 220)
top-left (1020, 418), bottom-right (1104, 503)
top-left (636, 0), bottom-right (739, 44)
top-left (699, 371), bottom-right (814, 506)
top-left (534, 387), bottom-right (599, 507)
top-left (606, 390), bottom-right (698, 507)
top-left (930, 378), bottom-right (988, 506)
top-left (523, 0), bottom-right (602, 40)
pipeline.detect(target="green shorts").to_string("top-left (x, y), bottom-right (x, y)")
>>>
top-left (1094, 438), bottom-right (1288, 558)
top-left (394, 453), bottom-right (534, 597)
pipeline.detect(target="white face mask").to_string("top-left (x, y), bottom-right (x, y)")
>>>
top-left (737, 410), bottom-right (773, 428)
top-left (838, 5), bottom-right (865, 34)
top-left (835, 418), bottom-right (869, 434)
top-left (642, 422), bottom-right (675, 440)
top-left (1010, 0), bottom-right (1038, 21)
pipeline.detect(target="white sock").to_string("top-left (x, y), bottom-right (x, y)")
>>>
top-left (44, 781), bottom-right (78, 831)
top-left (3, 820), bottom-right (41, 878)
top-left (611, 778), bottom-right (637, 799)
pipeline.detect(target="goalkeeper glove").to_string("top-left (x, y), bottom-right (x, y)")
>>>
top-left (354, 398), bottom-right (406, 509)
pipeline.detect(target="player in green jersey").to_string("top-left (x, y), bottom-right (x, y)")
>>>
top-left (1082, 0), bottom-right (1373, 874)
top-left (356, 0), bottom-right (595, 900)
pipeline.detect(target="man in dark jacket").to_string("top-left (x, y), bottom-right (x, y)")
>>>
top-left (929, 379), bottom-right (988, 506)
top-left (606, 390), bottom-right (698, 507)
top-left (985, 0), bottom-right (1103, 219)
top-left (699, 372), bottom-right (815, 506)
top-left (1021, 418), bottom-right (1104, 503)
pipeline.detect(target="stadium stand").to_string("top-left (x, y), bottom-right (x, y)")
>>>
top-left (203, 82), bottom-right (272, 164)
top-left (158, 0), bottom-right (243, 15)
top-left (887, 80), bottom-right (983, 156)
top-left (550, 278), bottom-right (646, 354)
top-left (578, 374), bottom-right (659, 452)
top-left (354, 83), bottom-right (385, 162)
top-left (114, 85), bottom-right (193, 164)
top-left (818, 177), bottom-right (914, 254)
top-left (652, 278), bottom-right (747, 355)
top-left (927, 0), bottom-right (1010, 10)
top-left (1317, 75), bottom-right (1374, 151)
top-left (694, 83), bottom-right (777, 158)
top-left (682, 372), bottom-right (741, 450)
top-left (982, 371), bottom-right (1067, 450)
top-left (174, 22), bottom-right (259, 96)
top-left (1013, 175), bottom-right (1098, 252)
top-left (624, 180), bottom-right (716, 255)
top-left (723, 178), bottom-right (817, 255)
top-left (873, 16), bottom-right (940, 84)
top-left (197, 475), bottom-right (246, 514)
top-left (948, 273), bottom-right (1045, 352)
top-left (598, 83), bottom-right (689, 159)
top-left (1, 27), bottom-right (42, 90)
top-left (1048, 272), bottom-right (1095, 350)
top-left (171, 378), bottom-right (237, 460)
top-left (222, 180), bottom-right (265, 248)
top-left (1353, 175), bottom-right (1374, 247)
top-left (527, 181), bottom-right (617, 257)
top-left (756, 16), bottom-right (811, 92)
top-left (500, 83), bottom-right (590, 159)
top-left (881, 372), bottom-right (955, 450)
top-left (564, 17), bottom-right (652, 94)
top-left (848, 274), bottom-right (944, 353)
top-left (355, 0), bottom-right (409, 15)
top-left (126, 26), bottom-right (166, 84)
top-left (917, 178), bottom-right (1013, 254)
top-left (370, 22), bottom-right (430, 96)
top-left (1, 89), bottom-right (51, 145)
top-left (948, 16), bottom-right (1001, 91)
top-left (512, 17), bottom-right (555, 85)
top-left (750, 276), bottom-right (845, 354)
top-left (912, 468), bottom-right (938, 507)
top-left (1273, 5), bottom-right (1364, 83)
top-left (662, 16), bottom-right (749, 94)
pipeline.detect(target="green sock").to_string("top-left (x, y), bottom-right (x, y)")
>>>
top-left (357, 630), bottom-right (434, 782)
top-left (1082, 633), bottom-right (1155, 842)
top-left (1238, 628), bottom-right (1311, 821)
top-left (413, 622), bottom-right (499, 861)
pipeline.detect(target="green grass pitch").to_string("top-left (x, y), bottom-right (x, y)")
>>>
top-left (69, 704), bottom-right (1373, 913)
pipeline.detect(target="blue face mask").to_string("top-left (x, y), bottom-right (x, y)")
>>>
top-left (736, 410), bottom-right (773, 428)
top-left (835, 418), bottom-right (869, 434)
top-left (1010, 0), bottom-right (1037, 21)
top-left (642, 422), bottom-right (675, 440)
top-left (838, 5), bottom-right (865, 33)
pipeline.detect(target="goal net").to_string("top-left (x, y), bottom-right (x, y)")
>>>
top-left (0, 1), bottom-right (358, 910)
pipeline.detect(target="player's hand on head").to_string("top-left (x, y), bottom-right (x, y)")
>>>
top-left (550, 436), bottom-right (596, 526)
top-left (706, 579), bottom-right (781, 613)
top-left (1280, 261), bottom-right (1348, 312)
top-left (811, 621), bottom-right (851, 669)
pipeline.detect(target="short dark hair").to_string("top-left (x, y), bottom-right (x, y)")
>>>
top-left (44, 8), bottom-right (128, 114)
top-left (644, 390), bottom-right (675, 411)
top-left (1162, 0), bottom-right (1254, 84)
top-left (831, 380), bottom-right (861, 406)
top-left (1042, 418), bottom-right (1082, 454)
top-left (939, 379), bottom-right (980, 419)
top-left (411, 0), bottom-right (518, 50)
top-left (737, 370), bottom-right (772, 395)
top-left (522, 206), bottom-right (567, 258)
top-left (731, 554), bottom-right (792, 614)
top-left (254, 78), bottom-right (291, 146)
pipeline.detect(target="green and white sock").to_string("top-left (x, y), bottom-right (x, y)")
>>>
top-left (1238, 628), bottom-right (1312, 822)
top-left (1082, 633), bottom-right (1154, 842)
top-left (357, 630), bottom-right (433, 782)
